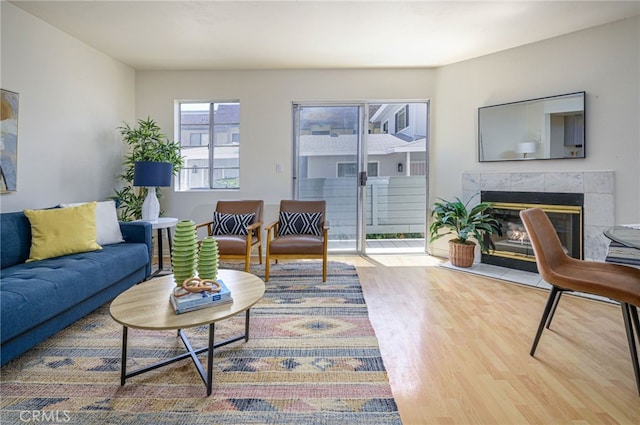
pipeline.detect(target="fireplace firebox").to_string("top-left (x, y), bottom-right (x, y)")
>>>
top-left (480, 191), bottom-right (583, 273)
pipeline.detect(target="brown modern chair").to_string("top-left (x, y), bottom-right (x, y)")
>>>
top-left (196, 200), bottom-right (263, 272)
top-left (265, 200), bottom-right (329, 282)
top-left (520, 207), bottom-right (640, 395)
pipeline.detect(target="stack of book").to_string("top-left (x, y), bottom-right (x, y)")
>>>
top-left (169, 280), bottom-right (233, 314)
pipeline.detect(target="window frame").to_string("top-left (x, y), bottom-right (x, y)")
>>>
top-left (395, 105), bottom-right (409, 132)
top-left (176, 100), bottom-right (240, 191)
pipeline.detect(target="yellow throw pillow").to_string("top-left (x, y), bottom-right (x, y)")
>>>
top-left (24, 202), bottom-right (102, 262)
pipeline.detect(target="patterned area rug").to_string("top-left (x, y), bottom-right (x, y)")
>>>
top-left (1, 261), bottom-right (401, 425)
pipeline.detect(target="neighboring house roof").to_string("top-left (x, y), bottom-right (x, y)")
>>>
top-left (180, 104), bottom-right (240, 125)
top-left (300, 134), bottom-right (425, 156)
top-left (369, 104), bottom-right (402, 122)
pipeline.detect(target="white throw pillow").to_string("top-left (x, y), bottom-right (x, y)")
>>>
top-left (61, 200), bottom-right (124, 245)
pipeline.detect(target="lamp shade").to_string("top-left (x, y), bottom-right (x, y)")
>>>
top-left (517, 142), bottom-right (537, 154)
top-left (133, 161), bottom-right (173, 187)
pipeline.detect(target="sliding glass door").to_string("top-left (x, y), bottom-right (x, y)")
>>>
top-left (293, 102), bottom-right (428, 254)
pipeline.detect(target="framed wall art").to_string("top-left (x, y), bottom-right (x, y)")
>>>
top-left (1, 89), bottom-right (19, 193)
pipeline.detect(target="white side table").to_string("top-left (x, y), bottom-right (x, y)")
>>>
top-left (142, 217), bottom-right (179, 278)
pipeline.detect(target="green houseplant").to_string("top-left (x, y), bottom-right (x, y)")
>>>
top-left (429, 196), bottom-right (501, 267)
top-left (113, 117), bottom-right (184, 221)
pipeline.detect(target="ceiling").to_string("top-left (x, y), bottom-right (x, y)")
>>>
top-left (10, 1), bottom-right (640, 71)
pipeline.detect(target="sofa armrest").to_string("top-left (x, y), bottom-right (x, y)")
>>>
top-left (119, 221), bottom-right (153, 277)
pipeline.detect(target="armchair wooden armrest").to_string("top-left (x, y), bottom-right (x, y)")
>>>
top-left (246, 220), bottom-right (263, 243)
top-left (264, 220), bottom-right (279, 231)
top-left (246, 220), bottom-right (263, 232)
top-left (264, 220), bottom-right (280, 238)
top-left (195, 221), bottom-right (214, 236)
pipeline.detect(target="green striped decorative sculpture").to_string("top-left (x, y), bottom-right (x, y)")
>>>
top-left (198, 236), bottom-right (220, 281)
top-left (171, 219), bottom-right (198, 286)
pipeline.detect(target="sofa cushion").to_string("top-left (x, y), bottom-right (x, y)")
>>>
top-left (61, 200), bottom-right (124, 245)
top-left (211, 211), bottom-right (254, 235)
top-left (0, 242), bottom-right (149, 343)
top-left (24, 202), bottom-right (101, 262)
top-left (0, 211), bottom-right (32, 269)
top-left (277, 211), bottom-right (322, 236)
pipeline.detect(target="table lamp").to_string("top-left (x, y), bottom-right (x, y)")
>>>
top-left (517, 142), bottom-right (537, 159)
top-left (133, 161), bottom-right (173, 222)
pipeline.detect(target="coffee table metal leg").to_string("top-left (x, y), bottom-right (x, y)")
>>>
top-left (120, 326), bottom-right (128, 386)
top-left (245, 309), bottom-right (250, 342)
top-left (119, 310), bottom-right (250, 396)
top-left (207, 323), bottom-right (214, 396)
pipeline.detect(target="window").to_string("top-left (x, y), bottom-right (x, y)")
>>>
top-left (189, 133), bottom-right (207, 146)
top-left (395, 105), bottom-right (409, 132)
top-left (337, 162), bottom-right (379, 177)
top-left (177, 101), bottom-right (240, 190)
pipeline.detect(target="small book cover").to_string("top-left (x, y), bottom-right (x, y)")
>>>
top-left (170, 295), bottom-right (233, 314)
top-left (169, 279), bottom-right (233, 314)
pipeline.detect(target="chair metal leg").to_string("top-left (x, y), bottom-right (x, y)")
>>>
top-left (545, 289), bottom-right (564, 329)
top-left (630, 304), bottom-right (640, 345)
top-left (621, 303), bottom-right (640, 396)
top-left (531, 286), bottom-right (562, 356)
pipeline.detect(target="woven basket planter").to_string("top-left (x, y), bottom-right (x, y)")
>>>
top-left (449, 240), bottom-right (476, 268)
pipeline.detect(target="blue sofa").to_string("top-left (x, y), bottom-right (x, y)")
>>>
top-left (0, 210), bottom-right (152, 366)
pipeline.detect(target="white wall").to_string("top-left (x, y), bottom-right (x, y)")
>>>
top-left (135, 69), bottom-right (436, 225)
top-left (3, 2), bottom-right (637, 262)
top-left (0, 2), bottom-right (135, 213)
top-left (430, 17), bottom-right (640, 257)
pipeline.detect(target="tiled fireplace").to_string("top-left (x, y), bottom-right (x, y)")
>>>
top-left (462, 171), bottom-right (614, 264)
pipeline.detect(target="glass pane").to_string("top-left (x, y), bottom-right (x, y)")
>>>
top-left (178, 167), bottom-right (209, 190)
top-left (213, 147), bottom-right (239, 166)
top-left (365, 103), bottom-right (427, 253)
top-left (297, 106), bottom-right (359, 251)
top-left (179, 103), bottom-right (209, 147)
top-left (181, 145), bottom-right (207, 160)
top-left (213, 124), bottom-right (240, 146)
top-left (214, 103), bottom-right (240, 124)
top-left (212, 168), bottom-right (239, 189)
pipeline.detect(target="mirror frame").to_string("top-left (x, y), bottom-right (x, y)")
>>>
top-left (478, 91), bottom-right (586, 162)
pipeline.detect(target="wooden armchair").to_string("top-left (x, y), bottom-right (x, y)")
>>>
top-left (196, 200), bottom-right (263, 272)
top-left (265, 200), bottom-right (329, 282)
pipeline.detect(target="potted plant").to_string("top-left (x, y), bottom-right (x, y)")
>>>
top-left (429, 196), bottom-right (501, 268)
top-left (113, 117), bottom-right (184, 221)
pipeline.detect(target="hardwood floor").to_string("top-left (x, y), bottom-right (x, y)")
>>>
top-left (333, 254), bottom-right (640, 425)
top-left (154, 249), bottom-right (639, 423)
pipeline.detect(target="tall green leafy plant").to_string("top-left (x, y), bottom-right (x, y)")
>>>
top-left (113, 117), bottom-right (184, 221)
top-left (429, 196), bottom-right (501, 253)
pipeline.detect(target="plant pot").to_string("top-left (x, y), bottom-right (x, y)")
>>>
top-left (449, 240), bottom-right (476, 268)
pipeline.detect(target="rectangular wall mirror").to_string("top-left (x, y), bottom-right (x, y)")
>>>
top-left (478, 91), bottom-right (585, 162)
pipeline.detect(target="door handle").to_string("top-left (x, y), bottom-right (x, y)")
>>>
top-left (359, 171), bottom-right (368, 186)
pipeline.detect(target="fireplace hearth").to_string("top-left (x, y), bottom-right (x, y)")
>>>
top-left (481, 191), bottom-right (583, 273)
